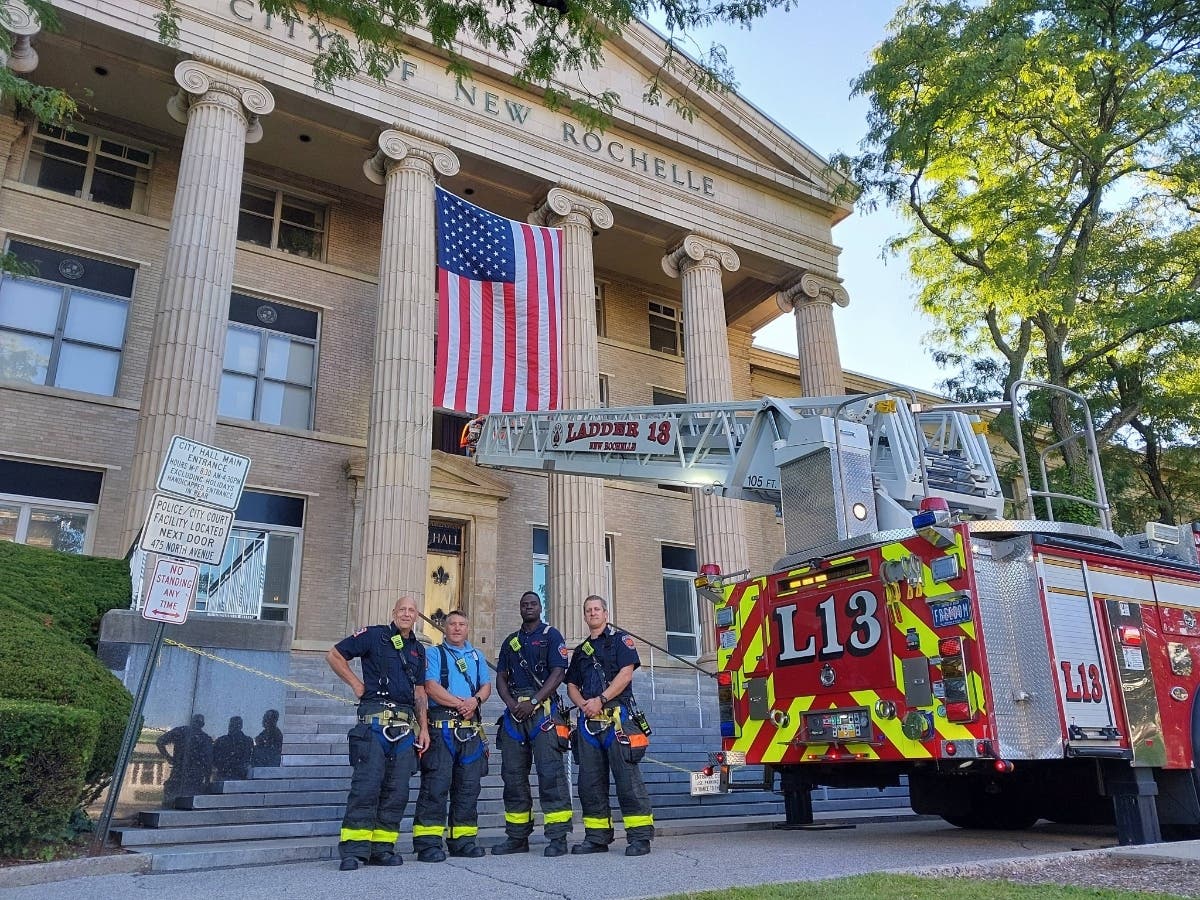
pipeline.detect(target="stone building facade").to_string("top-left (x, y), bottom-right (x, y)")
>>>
top-left (0, 0), bottom-right (859, 660)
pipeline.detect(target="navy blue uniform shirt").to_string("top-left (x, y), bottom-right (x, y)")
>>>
top-left (335, 623), bottom-right (426, 707)
top-left (497, 623), bottom-right (567, 694)
top-left (565, 626), bottom-right (640, 702)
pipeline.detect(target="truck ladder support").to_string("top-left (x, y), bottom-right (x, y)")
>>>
top-left (1109, 766), bottom-right (1163, 845)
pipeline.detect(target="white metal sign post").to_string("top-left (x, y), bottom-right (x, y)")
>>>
top-left (95, 435), bottom-right (251, 855)
top-left (141, 558), bottom-right (200, 625)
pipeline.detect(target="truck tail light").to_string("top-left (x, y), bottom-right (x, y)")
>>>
top-left (944, 741), bottom-right (957, 756)
top-left (717, 671), bottom-right (732, 687)
top-left (1118, 626), bottom-right (1143, 647)
top-left (944, 701), bottom-right (973, 722)
top-left (938, 638), bottom-right (976, 724)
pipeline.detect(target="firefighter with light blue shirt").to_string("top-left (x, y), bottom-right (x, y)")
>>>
top-left (413, 609), bottom-right (492, 862)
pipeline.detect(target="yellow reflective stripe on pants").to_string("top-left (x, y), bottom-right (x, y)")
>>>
top-left (583, 816), bottom-right (612, 830)
top-left (340, 827), bottom-right (373, 842)
top-left (544, 809), bottom-right (573, 824)
top-left (623, 814), bottom-right (654, 829)
top-left (371, 829), bottom-right (399, 843)
top-left (504, 811), bottom-right (532, 825)
top-left (450, 825), bottom-right (478, 839)
top-left (412, 824), bottom-right (445, 838)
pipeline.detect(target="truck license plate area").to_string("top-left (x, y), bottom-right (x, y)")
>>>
top-left (802, 707), bottom-right (871, 743)
top-left (690, 772), bottom-right (723, 796)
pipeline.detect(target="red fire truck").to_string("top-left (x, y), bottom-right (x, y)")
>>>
top-left (471, 383), bottom-right (1200, 844)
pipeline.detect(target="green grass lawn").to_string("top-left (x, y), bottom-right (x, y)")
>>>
top-left (657, 874), bottom-right (1177, 900)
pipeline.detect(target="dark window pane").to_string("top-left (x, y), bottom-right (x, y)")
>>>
top-left (35, 154), bottom-right (87, 197)
top-left (0, 459), bottom-right (103, 502)
top-left (237, 213), bottom-right (273, 247)
top-left (661, 544), bottom-right (697, 572)
top-left (87, 170), bottom-right (136, 209)
top-left (229, 293), bottom-right (318, 340)
top-left (280, 200), bottom-right (323, 229)
top-left (652, 389), bottom-right (686, 406)
top-left (235, 491), bottom-right (304, 527)
top-left (663, 577), bottom-right (697, 634)
top-left (8, 242), bottom-right (137, 297)
top-left (649, 319), bottom-right (677, 355)
top-left (239, 186), bottom-right (276, 217)
top-left (532, 527), bottom-right (549, 556)
top-left (262, 533), bottom-right (294, 611)
top-left (432, 410), bottom-right (473, 454)
top-left (125, 147), bottom-right (151, 165)
top-left (277, 223), bottom-right (321, 258)
top-left (666, 633), bottom-right (698, 657)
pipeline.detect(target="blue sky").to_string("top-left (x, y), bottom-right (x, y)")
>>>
top-left (695, 2), bottom-right (946, 393)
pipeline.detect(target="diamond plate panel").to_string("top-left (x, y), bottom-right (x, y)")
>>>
top-left (971, 536), bottom-right (1066, 760)
top-left (779, 446), bottom-right (876, 557)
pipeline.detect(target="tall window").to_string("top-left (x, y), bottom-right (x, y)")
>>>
top-left (219, 293), bottom-right (318, 430)
top-left (195, 491), bottom-right (303, 622)
top-left (0, 241), bottom-right (134, 396)
top-left (595, 282), bottom-right (607, 338)
top-left (0, 459), bottom-right (102, 554)
top-left (237, 183), bottom-right (327, 260)
top-left (23, 124), bottom-right (152, 212)
top-left (432, 410), bottom-right (474, 454)
top-left (598, 374), bottom-right (609, 408)
top-left (648, 300), bottom-right (683, 356)
top-left (662, 544), bottom-right (700, 658)
top-left (532, 527), bottom-right (615, 622)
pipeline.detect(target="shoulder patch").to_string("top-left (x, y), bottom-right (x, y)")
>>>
top-left (559, 645), bottom-right (569, 659)
top-left (352, 627), bottom-right (368, 637)
top-left (622, 635), bottom-right (635, 649)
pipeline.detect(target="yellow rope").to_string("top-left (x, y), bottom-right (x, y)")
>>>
top-left (163, 637), bottom-right (355, 704)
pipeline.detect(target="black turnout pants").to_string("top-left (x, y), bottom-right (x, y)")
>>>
top-left (413, 725), bottom-right (487, 852)
top-left (576, 719), bottom-right (654, 846)
top-left (497, 714), bottom-right (572, 840)
top-left (340, 714), bottom-right (416, 862)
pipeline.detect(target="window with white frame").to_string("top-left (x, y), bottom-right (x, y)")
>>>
top-left (218, 293), bottom-right (318, 430)
top-left (194, 491), bottom-right (304, 622)
top-left (0, 241), bottom-right (134, 396)
top-left (648, 300), bottom-right (683, 356)
top-left (532, 527), bottom-right (615, 623)
top-left (661, 544), bottom-right (700, 658)
top-left (595, 282), bottom-right (606, 338)
top-left (0, 459), bottom-right (102, 555)
top-left (22, 123), bottom-right (153, 212)
top-left (237, 183), bottom-right (327, 260)
top-left (598, 374), bottom-right (609, 408)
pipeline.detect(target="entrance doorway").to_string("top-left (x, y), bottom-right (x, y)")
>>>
top-left (424, 521), bottom-right (464, 640)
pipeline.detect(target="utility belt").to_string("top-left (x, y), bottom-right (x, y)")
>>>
top-left (430, 707), bottom-right (485, 744)
top-left (515, 694), bottom-right (553, 718)
top-left (576, 701), bottom-right (650, 761)
top-left (358, 705), bottom-right (414, 743)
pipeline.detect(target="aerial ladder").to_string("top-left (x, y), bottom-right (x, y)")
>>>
top-left (469, 389), bottom-right (1006, 560)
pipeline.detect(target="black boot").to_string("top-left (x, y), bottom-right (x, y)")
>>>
top-left (570, 841), bottom-right (609, 854)
top-left (339, 857), bottom-right (361, 871)
top-left (544, 837), bottom-right (568, 857)
top-left (491, 837), bottom-right (530, 855)
top-left (625, 840), bottom-right (651, 857)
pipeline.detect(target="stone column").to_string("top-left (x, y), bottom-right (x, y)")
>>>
top-left (1, 0), bottom-right (41, 74)
top-left (531, 185), bottom-right (612, 644)
top-left (357, 126), bottom-right (460, 628)
top-left (123, 59), bottom-right (274, 544)
top-left (662, 234), bottom-right (749, 656)
top-left (779, 271), bottom-right (850, 397)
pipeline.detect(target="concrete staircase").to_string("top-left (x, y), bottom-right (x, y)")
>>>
top-left (114, 651), bottom-right (910, 871)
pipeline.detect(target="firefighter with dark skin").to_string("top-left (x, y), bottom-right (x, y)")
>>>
top-left (491, 590), bottom-right (573, 857)
top-left (413, 609), bottom-right (492, 861)
top-left (565, 594), bottom-right (654, 856)
top-left (326, 596), bottom-right (430, 871)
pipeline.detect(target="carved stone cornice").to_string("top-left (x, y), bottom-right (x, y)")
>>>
top-left (166, 59), bottom-right (275, 143)
top-left (529, 184), bottom-right (613, 231)
top-left (661, 232), bottom-right (740, 279)
top-left (778, 270), bottom-right (850, 309)
top-left (362, 124), bottom-right (459, 185)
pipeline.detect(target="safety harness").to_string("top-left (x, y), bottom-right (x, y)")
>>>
top-left (576, 632), bottom-right (649, 755)
top-left (360, 629), bottom-right (423, 754)
top-left (501, 626), bottom-right (561, 745)
top-left (430, 644), bottom-right (487, 764)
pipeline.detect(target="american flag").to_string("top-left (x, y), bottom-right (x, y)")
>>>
top-left (434, 187), bottom-right (562, 415)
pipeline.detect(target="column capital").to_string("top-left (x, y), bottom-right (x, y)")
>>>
top-left (167, 58), bottom-right (275, 142)
top-left (3, 0), bottom-right (40, 73)
top-left (778, 270), bottom-right (850, 310)
top-left (362, 124), bottom-right (459, 185)
top-left (530, 184), bottom-right (613, 230)
top-left (661, 232), bottom-right (740, 279)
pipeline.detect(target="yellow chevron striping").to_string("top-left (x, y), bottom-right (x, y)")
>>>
top-left (849, 689), bottom-right (929, 759)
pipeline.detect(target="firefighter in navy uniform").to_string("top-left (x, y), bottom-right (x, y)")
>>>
top-left (413, 609), bottom-right (492, 861)
top-left (491, 591), bottom-right (573, 857)
top-left (565, 594), bottom-right (654, 857)
top-left (326, 596), bottom-right (430, 871)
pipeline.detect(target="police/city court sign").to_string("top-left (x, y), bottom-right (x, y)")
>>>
top-left (156, 435), bottom-right (251, 510)
top-left (139, 493), bottom-right (235, 565)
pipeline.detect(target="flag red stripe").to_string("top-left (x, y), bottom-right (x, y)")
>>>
top-left (435, 267), bottom-right (450, 409)
top-left (542, 227), bottom-right (559, 409)
top-left (455, 275), bottom-right (472, 412)
top-left (501, 281), bottom-right (517, 412)
top-left (478, 280), bottom-right (494, 414)
top-left (522, 224), bottom-right (540, 411)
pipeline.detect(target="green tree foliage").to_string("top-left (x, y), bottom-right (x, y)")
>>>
top-left (0, 700), bottom-right (100, 857)
top-left (839, 0), bottom-right (1200, 522)
top-left (155, 0), bottom-right (795, 127)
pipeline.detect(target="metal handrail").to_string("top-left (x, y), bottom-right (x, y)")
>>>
top-left (834, 387), bottom-right (929, 510)
top-left (613, 621), bottom-right (716, 677)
